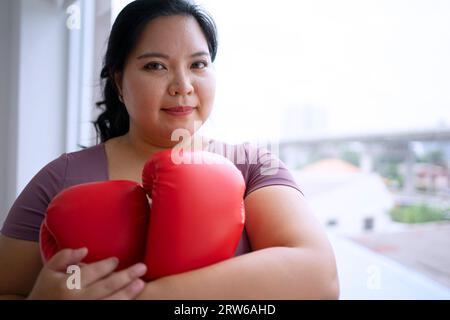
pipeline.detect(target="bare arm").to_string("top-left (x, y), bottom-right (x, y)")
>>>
top-left (0, 235), bottom-right (43, 299)
top-left (136, 185), bottom-right (339, 299)
top-left (0, 234), bottom-right (149, 300)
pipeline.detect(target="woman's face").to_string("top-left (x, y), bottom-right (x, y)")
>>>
top-left (117, 15), bottom-right (216, 147)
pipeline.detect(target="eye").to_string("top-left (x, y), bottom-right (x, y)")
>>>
top-left (192, 61), bottom-right (208, 69)
top-left (144, 62), bottom-right (166, 71)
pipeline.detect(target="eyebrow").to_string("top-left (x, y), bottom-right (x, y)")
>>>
top-left (137, 51), bottom-right (210, 60)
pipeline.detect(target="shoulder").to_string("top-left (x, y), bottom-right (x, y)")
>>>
top-left (205, 138), bottom-right (302, 198)
top-left (27, 143), bottom-right (107, 194)
top-left (63, 144), bottom-right (108, 187)
top-left (15, 143), bottom-right (107, 204)
top-left (0, 144), bottom-right (108, 241)
top-left (64, 143), bottom-right (106, 167)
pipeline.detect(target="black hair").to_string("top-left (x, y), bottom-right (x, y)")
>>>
top-left (93, 0), bottom-right (218, 144)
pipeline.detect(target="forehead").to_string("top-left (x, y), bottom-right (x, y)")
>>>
top-left (133, 15), bottom-right (209, 55)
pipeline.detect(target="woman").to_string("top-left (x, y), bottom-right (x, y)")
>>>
top-left (0, 0), bottom-right (339, 299)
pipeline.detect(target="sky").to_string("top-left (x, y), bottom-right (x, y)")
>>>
top-left (112, 0), bottom-right (450, 144)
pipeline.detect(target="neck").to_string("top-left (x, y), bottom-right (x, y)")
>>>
top-left (120, 131), bottom-right (211, 164)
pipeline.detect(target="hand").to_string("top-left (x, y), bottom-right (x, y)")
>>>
top-left (27, 248), bottom-right (147, 300)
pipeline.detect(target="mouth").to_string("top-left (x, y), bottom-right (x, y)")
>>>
top-left (161, 106), bottom-right (196, 116)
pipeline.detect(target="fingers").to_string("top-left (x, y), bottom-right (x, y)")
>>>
top-left (45, 247), bottom-right (88, 272)
top-left (44, 249), bottom-right (147, 300)
top-left (79, 257), bottom-right (120, 288)
top-left (102, 279), bottom-right (146, 300)
top-left (86, 263), bottom-right (147, 300)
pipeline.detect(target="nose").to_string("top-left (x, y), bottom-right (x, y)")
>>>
top-left (168, 72), bottom-right (194, 96)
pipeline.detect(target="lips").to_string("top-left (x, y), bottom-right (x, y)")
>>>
top-left (162, 106), bottom-right (195, 112)
top-left (161, 106), bottom-right (196, 116)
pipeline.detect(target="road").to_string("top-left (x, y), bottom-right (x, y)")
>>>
top-left (329, 231), bottom-right (450, 299)
top-left (348, 222), bottom-right (450, 289)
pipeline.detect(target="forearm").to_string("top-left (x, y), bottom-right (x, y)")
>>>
top-left (0, 294), bottom-right (26, 300)
top-left (137, 246), bottom-right (339, 300)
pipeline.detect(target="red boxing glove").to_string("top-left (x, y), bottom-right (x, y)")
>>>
top-left (39, 180), bottom-right (149, 271)
top-left (142, 149), bottom-right (246, 280)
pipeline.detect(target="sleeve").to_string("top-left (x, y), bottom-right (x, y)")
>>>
top-left (244, 143), bottom-right (303, 198)
top-left (0, 154), bottom-right (68, 242)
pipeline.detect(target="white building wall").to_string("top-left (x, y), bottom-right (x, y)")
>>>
top-left (16, 0), bottom-right (68, 197)
top-left (1, 0), bottom-right (73, 226)
top-left (1, 0), bottom-right (110, 227)
top-left (0, 0), bottom-right (19, 227)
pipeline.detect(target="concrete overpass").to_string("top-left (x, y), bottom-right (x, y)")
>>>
top-left (279, 129), bottom-right (450, 147)
top-left (279, 129), bottom-right (450, 195)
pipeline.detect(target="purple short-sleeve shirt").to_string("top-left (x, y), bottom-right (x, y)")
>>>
top-left (1, 140), bottom-right (301, 256)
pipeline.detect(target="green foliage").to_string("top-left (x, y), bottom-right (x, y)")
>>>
top-left (385, 163), bottom-right (404, 188)
top-left (416, 150), bottom-right (446, 167)
top-left (390, 204), bottom-right (449, 224)
top-left (341, 150), bottom-right (360, 166)
top-left (374, 156), bottom-right (404, 188)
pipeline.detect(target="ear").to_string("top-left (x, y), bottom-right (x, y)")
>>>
top-left (114, 71), bottom-right (123, 96)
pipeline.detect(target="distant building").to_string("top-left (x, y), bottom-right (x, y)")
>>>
top-left (411, 163), bottom-right (449, 194)
top-left (293, 159), bottom-right (395, 236)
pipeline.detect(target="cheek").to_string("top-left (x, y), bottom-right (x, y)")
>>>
top-left (124, 76), bottom-right (162, 116)
top-left (126, 76), bottom-right (156, 101)
top-left (198, 75), bottom-right (216, 112)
